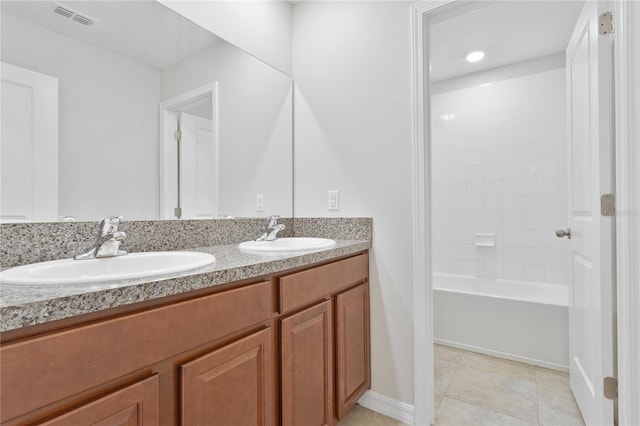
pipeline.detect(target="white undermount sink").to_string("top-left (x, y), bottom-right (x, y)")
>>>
top-left (0, 251), bottom-right (216, 286)
top-left (238, 237), bottom-right (336, 253)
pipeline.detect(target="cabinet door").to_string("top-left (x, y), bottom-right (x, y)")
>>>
top-left (38, 375), bottom-right (159, 426)
top-left (336, 284), bottom-right (370, 419)
top-left (281, 300), bottom-right (334, 426)
top-left (181, 328), bottom-right (273, 426)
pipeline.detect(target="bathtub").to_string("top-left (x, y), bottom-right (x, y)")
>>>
top-left (434, 273), bottom-right (569, 371)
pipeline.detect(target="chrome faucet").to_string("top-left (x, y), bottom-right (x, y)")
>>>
top-left (256, 215), bottom-right (286, 241)
top-left (75, 216), bottom-right (127, 260)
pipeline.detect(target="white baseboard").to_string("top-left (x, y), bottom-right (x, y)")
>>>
top-left (357, 390), bottom-right (415, 425)
top-left (434, 339), bottom-right (569, 372)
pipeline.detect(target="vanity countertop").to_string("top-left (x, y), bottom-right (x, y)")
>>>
top-left (0, 239), bottom-right (370, 332)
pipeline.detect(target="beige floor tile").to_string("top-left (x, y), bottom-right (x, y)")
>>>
top-left (539, 406), bottom-right (585, 426)
top-left (337, 404), bottom-right (407, 426)
top-left (434, 344), bottom-right (465, 363)
top-left (435, 397), bottom-right (534, 426)
top-left (435, 358), bottom-right (458, 395)
top-left (445, 365), bottom-right (539, 423)
top-left (460, 352), bottom-right (537, 382)
top-left (537, 381), bottom-right (584, 425)
top-left (535, 367), bottom-right (570, 390)
top-left (435, 393), bottom-right (444, 411)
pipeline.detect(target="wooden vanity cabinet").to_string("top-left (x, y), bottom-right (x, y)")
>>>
top-left (279, 253), bottom-right (370, 425)
top-left (0, 251), bottom-right (369, 426)
top-left (0, 280), bottom-right (274, 425)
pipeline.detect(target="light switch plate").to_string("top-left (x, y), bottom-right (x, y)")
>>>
top-left (328, 190), bottom-right (339, 210)
top-left (256, 194), bottom-right (264, 212)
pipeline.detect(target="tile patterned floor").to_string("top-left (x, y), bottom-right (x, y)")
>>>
top-left (434, 344), bottom-right (585, 426)
top-left (338, 344), bottom-right (585, 426)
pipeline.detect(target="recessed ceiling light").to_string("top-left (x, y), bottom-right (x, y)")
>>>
top-left (465, 50), bottom-right (485, 63)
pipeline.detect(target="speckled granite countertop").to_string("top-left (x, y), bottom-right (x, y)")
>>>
top-left (0, 240), bottom-right (370, 332)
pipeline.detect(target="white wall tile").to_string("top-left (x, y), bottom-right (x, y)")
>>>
top-left (503, 179), bottom-right (523, 196)
top-left (503, 247), bottom-right (523, 264)
top-left (484, 180), bottom-right (503, 197)
top-left (484, 196), bottom-right (503, 213)
top-left (485, 261), bottom-right (503, 279)
top-left (431, 68), bottom-right (567, 284)
top-left (503, 213), bottom-right (523, 229)
top-left (502, 162), bottom-right (523, 179)
top-left (503, 263), bottom-right (524, 281)
top-left (522, 177), bottom-right (544, 195)
top-left (545, 266), bottom-right (567, 285)
top-left (485, 213), bottom-right (503, 229)
top-left (523, 247), bottom-right (546, 265)
top-left (523, 230), bottom-right (547, 247)
top-left (450, 181), bottom-right (467, 197)
top-left (484, 164), bottom-right (502, 180)
top-left (503, 196), bottom-right (523, 213)
top-left (523, 265), bottom-right (545, 282)
top-left (466, 164), bottom-right (485, 181)
top-left (504, 230), bottom-right (523, 246)
top-left (522, 160), bottom-right (543, 178)
top-left (468, 260), bottom-right (485, 276)
top-left (522, 213), bottom-right (546, 230)
top-left (522, 195), bottom-right (544, 213)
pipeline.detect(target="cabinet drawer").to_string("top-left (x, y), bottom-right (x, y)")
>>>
top-left (279, 254), bottom-right (368, 313)
top-left (0, 280), bottom-right (272, 422)
top-left (38, 375), bottom-right (159, 426)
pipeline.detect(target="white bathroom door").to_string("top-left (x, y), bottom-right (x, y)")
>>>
top-left (566, 2), bottom-right (615, 425)
top-left (0, 62), bottom-right (58, 222)
top-left (180, 113), bottom-right (217, 219)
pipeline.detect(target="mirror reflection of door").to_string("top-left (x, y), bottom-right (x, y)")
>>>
top-left (160, 85), bottom-right (218, 220)
top-left (0, 62), bottom-right (58, 223)
top-left (180, 111), bottom-right (216, 219)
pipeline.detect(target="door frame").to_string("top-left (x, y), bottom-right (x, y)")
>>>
top-left (159, 83), bottom-right (219, 219)
top-left (611, 2), bottom-right (640, 425)
top-left (410, 1), bottom-right (640, 425)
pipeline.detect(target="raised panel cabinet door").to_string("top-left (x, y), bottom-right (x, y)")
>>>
top-left (181, 328), bottom-right (273, 426)
top-left (38, 375), bottom-right (159, 426)
top-left (335, 284), bottom-right (370, 419)
top-left (281, 300), bottom-right (334, 426)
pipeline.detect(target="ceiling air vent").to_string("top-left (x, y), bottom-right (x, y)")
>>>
top-left (53, 5), bottom-right (74, 18)
top-left (72, 14), bottom-right (93, 26)
top-left (52, 3), bottom-right (97, 26)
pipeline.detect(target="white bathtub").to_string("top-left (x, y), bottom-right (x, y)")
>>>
top-left (434, 273), bottom-right (569, 371)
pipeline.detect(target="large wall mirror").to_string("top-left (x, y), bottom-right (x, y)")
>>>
top-left (0, 0), bottom-right (293, 222)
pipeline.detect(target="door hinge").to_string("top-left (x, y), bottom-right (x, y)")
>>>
top-left (599, 11), bottom-right (614, 35)
top-left (174, 129), bottom-right (182, 142)
top-left (601, 194), bottom-right (616, 216)
top-left (604, 376), bottom-right (618, 400)
top-left (174, 206), bottom-right (182, 219)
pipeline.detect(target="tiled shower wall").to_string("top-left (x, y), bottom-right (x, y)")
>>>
top-left (431, 68), bottom-right (568, 285)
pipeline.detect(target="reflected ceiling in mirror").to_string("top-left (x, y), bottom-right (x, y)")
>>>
top-left (0, 1), bottom-right (293, 223)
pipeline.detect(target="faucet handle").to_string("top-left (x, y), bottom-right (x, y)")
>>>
top-left (100, 215), bottom-right (124, 235)
top-left (266, 215), bottom-right (280, 228)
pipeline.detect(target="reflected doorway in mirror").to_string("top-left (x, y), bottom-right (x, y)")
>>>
top-left (0, 62), bottom-right (58, 223)
top-left (160, 83), bottom-right (219, 220)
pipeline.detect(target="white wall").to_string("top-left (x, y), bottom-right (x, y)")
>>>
top-left (161, 42), bottom-right (293, 218)
top-left (293, 1), bottom-right (415, 406)
top-left (431, 67), bottom-right (569, 285)
top-left (159, 0), bottom-right (292, 75)
top-left (1, 13), bottom-right (161, 221)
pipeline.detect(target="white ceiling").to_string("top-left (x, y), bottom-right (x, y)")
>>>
top-left (1, 1), bottom-right (222, 70)
top-left (430, 1), bottom-right (584, 82)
